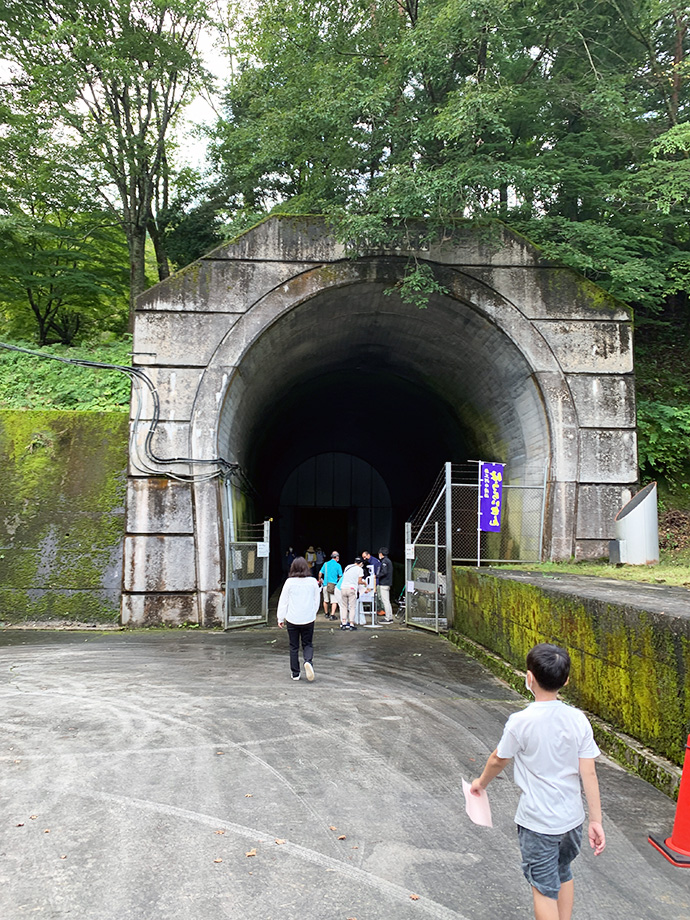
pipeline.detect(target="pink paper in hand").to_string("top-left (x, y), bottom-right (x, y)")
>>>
top-left (462, 778), bottom-right (493, 828)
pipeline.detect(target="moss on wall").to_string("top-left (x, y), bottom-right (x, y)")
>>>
top-left (0, 410), bottom-right (128, 623)
top-left (452, 567), bottom-right (690, 766)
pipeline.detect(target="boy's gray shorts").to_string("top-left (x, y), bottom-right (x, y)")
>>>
top-left (517, 824), bottom-right (583, 900)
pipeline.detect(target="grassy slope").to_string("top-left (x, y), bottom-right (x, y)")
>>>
top-left (0, 340), bottom-right (131, 411)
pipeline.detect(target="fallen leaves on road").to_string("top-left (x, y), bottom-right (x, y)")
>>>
top-left (245, 793), bottom-right (253, 797)
top-left (275, 839), bottom-right (286, 845)
top-left (338, 835), bottom-right (346, 840)
top-left (410, 894), bottom-right (420, 900)
top-left (329, 825), bottom-right (337, 830)
top-left (215, 830), bottom-right (226, 835)
top-left (214, 858), bottom-right (223, 864)
top-left (245, 848), bottom-right (257, 857)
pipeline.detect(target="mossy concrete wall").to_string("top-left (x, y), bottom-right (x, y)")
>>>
top-left (0, 410), bottom-right (128, 623)
top-left (452, 567), bottom-right (690, 767)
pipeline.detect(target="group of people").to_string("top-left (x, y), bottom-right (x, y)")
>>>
top-left (317, 548), bottom-right (394, 628)
top-left (283, 545), bottom-right (327, 579)
top-left (277, 547), bottom-right (394, 681)
top-left (278, 542), bottom-right (606, 919)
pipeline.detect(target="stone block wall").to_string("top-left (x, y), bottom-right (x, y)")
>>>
top-left (124, 217), bottom-right (638, 623)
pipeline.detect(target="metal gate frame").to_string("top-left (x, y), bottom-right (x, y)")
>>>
top-left (404, 519), bottom-right (446, 633)
top-left (404, 462), bottom-right (547, 632)
top-left (222, 476), bottom-right (270, 629)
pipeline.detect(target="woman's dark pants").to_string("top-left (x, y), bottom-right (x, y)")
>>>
top-left (286, 621), bottom-right (314, 678)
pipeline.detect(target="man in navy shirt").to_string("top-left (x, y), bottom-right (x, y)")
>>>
top-left (361, 550), bottom-right (380, 580)
top-left (377, 547), bottom-right (394, 623)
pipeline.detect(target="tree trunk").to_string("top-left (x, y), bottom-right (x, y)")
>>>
top-left (148, 217), bottom-right (171, 282)
top-left (128, 226), bottom-right (148, 327)
top-left (499, 183), bottom-right (508, 219)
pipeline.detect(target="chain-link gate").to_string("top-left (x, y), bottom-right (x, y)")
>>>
top-left (404, 467), bottom-right (450, 633)
top-left (404, 462), bottom-right (546, 632)
top-left (222, 477), bottom-right (270, 629)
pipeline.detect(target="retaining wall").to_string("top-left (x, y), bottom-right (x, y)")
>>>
top-left (451, 567), bottom-right (690, 769)
top-left (0, 410), bottom-right (128, 623)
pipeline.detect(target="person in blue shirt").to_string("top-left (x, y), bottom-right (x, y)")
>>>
top-left (318, 551), bottom-right (342, 619)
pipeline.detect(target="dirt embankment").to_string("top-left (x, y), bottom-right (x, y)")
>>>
top-left (659, 510), bottom-right (690, 552)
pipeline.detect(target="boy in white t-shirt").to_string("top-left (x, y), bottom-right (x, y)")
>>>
top-left (470, 644), bottom-right (605, 920)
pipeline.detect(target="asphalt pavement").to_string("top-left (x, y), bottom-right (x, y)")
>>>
top-left (1, 623), bottom-right (688, 920)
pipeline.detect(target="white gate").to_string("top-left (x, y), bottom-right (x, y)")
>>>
top-left (222, 476), bottom-right (270, 629)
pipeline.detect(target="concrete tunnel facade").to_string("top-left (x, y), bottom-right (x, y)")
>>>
top-left (122, 216), bottom-right (637, 626)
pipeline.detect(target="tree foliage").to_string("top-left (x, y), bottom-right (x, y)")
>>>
top-left (0, 0), bottom-right (212, 310)
top-left (0, 111), bottom-right (129, 345)
top-left (210, 0), bottom-right (688, 314)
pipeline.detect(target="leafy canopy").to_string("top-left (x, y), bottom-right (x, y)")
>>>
top-left (210, 0), bottom-right (688, 311)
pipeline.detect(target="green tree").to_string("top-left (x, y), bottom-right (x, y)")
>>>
top-left (0, 0), bottom-right (212, 313)
top-left (209, 0), bottom-right (688, 311)
top-left (0, 113), bottom-right (129, 345)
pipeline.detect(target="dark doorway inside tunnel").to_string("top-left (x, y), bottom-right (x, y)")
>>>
top-left (245, 368), bottom-right (480, 589)
top-left (278, 452), bottom-right (392, 570)
top-left (292, 506), bottom-right (350, 562)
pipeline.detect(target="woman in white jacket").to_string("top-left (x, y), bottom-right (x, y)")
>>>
top-left (277, 556), bottom-right (320, 681)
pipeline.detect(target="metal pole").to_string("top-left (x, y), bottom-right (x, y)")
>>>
top-left (222, 476), bottom-right (232, 627)
top-left (434, 520), bottom-right (439, 632)
top-left (405, 521), bottom-right (412, 626)
top-left (263, 519), bottom-right (270, 622)
top-left (444, 461), bottom-right (454, 626)
top-left (539, 464), bottom-right (548, 562)
top-left (476, 461), bottom-right (482, 567)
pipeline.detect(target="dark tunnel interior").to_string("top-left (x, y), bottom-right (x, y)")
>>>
top-left (247, 366), bottom-right (478, 579)
top-left (217, 278), bottom-right (549, 585)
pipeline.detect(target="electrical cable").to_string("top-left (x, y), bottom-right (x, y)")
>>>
top-left (0, 341), bottom-right (245, 484)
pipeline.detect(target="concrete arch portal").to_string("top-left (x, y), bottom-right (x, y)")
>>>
top-left (122, 217), bottom-right (637, 626)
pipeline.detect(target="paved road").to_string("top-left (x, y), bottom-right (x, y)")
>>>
top-left (1, 625), bottom-right (688, 920)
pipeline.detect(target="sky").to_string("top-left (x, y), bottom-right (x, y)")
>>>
top-left (176, 18), bottom-right (232, 171)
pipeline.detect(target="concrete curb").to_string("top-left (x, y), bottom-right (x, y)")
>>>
top-left (446, 629), bottom-right (682, 801)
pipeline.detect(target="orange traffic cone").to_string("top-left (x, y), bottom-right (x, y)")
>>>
top-left (649, 735), bottom-right (690, 867)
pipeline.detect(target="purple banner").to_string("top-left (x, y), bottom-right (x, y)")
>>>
top-left (479, 462), bottom-right (505, 532)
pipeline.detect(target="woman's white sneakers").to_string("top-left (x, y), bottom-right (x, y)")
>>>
top-left (304, 661), bottom-right (315, 682)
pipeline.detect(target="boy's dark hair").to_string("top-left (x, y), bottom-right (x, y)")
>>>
top-left (526, 643), bottom-right (571, 691)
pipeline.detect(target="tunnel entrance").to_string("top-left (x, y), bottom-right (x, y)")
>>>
top-left (217, 266), bottom-right (569, 595)
top-left (246, 358), bottom-right (481, 582)
top-left (123, 217), bottom-right (637, 626)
